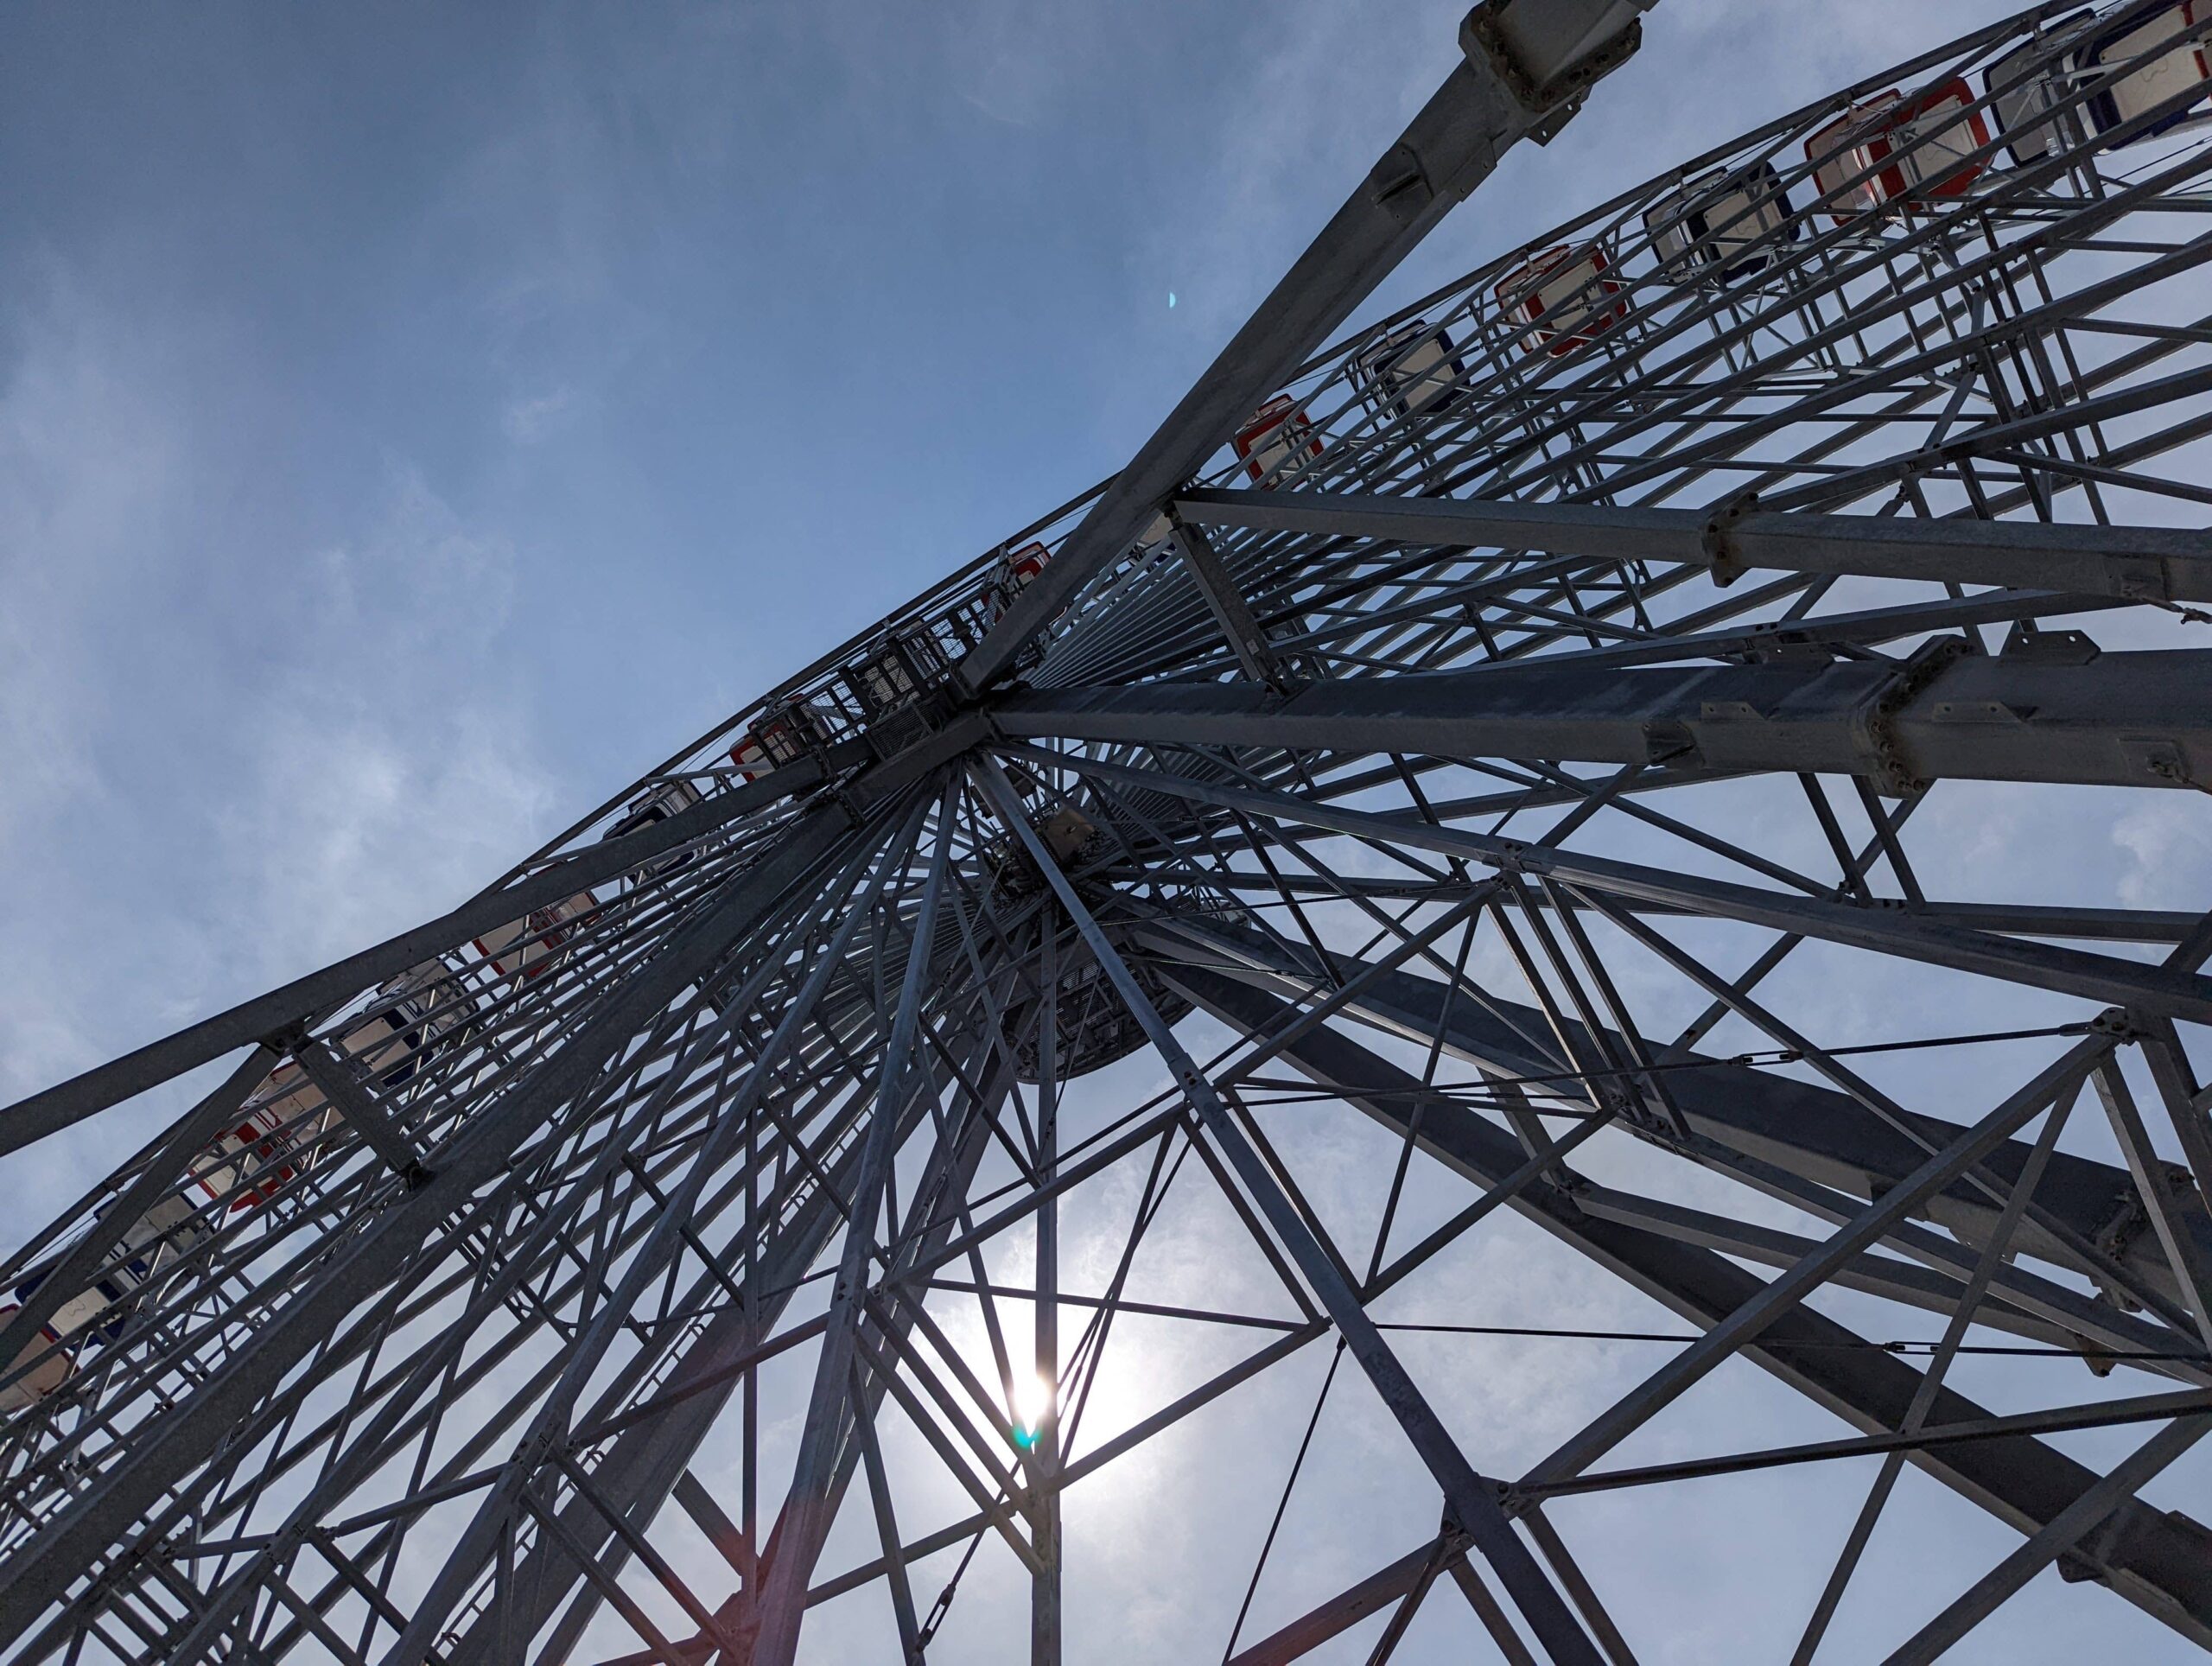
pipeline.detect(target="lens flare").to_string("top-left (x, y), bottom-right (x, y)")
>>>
top-left (1011, 1370), bottom-right (1056, 1449)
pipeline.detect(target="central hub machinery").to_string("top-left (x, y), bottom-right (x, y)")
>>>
top-left (991, 804), bottom-right (1192, 1083)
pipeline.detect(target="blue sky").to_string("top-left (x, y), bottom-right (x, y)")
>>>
top-left (0, 0), bottom-right (2018, 1090)
top-left (14, 2), bottom-right (2210, 1661)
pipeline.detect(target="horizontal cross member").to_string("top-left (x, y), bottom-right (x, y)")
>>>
top-left (995, 646), bottom-right (2212, 795)
top-left (1171, 488), bottom-right (2212, 604)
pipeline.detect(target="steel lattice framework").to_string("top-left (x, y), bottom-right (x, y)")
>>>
top-left (7, 1), bottom-right (2212, 1659)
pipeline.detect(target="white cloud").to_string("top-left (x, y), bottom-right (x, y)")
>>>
top-left (501, 385), bottom-right (577, 442)
top-left (0, 275), bottom-right (556, 1243)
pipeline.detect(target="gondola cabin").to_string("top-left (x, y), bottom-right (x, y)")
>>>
top-left (194, 1068), bottom-right (323, 1211)
top-left (1494, 244), bottom-right (1630, 357)
top-left (13, 1192), bottom-right (213, 1348)
top-left (1350, 320), bottom-right (1468, 419)
top-left (1645, 162), bottom-right (1799, 283)
top-left (340, 961), bottom-right (464, 1087)
top-left (1233, 395), bottom-right (1325, 485)
top-left (605, 779), bottom-right (705, 879)
top-left (1807, 79), bottom-right (1992, 219)
top-left (474, 891), bottom-right (600, 984)
top-left (728, 733), bottom-right (769, 782)
top-left (0, 1309), bottom-right (72, 1409)
top-left (986, 542), bottom-right (1052, 625)
top-left (1983, 18), bottom-right (2093, 163)
top-left (2079, 3), bottom-right (2211, 141)
top-left (855, 628), bottom-right (947, 717)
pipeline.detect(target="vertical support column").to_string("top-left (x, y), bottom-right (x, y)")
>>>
top-left (1032, 923), bottom-right (1064, 1665)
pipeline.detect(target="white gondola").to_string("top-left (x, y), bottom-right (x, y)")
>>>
top-left (340, 960), bottom-right (466, 1086)
top-left (10, 1192), bottom-right (213, 1363)
top-left (1806, 79), bottom-right (1992, 220)
top-left (1350, 319), bottom-right (1468, 418)
top-left (1233, 394), bottom-right (1324, 485)
top-left (1644, 162), bottom-right (1798, 283)
top-left (1494, 243), bottom-right (1630, 356)
top-left (474, 891), bottom-right (600, 985)
top-left (1983, 16), bottom-right (2094, 164)
top-left (2079, 3), bottom-right (2212, 141)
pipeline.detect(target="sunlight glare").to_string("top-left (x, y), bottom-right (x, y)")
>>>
top-left (1011, 1370), bottom-right (1057, 1449)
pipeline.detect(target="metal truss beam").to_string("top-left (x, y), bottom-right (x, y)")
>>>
top-left (1020, 747), bottom-right (2212, 1023)
top-left (1171, 488), bottom-right (2212, 605)
top-left (995, 647), bottom-right (2212, 794)
top-left (974, 759), bottom-right (1607, 1665)
top-left (1154, 963), bottom-right (2212, 1649)
top-left (448, 1060), bottom-right (1006, 1666)
top-left (0, 751), bottom-right (853, 1160)
top-left (1144, 919), bottom-right (2212, 1324)
top-left (954, 0), bottom-right (1654, 694)
top-left (0, 804), bottom-right (869, 1653)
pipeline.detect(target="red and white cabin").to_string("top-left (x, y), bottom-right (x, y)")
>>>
top-left (987, 542), bottom-right (1052, 624)
top-left (1233, 395), bottom-right (1324, 486)
top-left (5, 1193), bottom-right (213, 1385)
top-left (730, 701), bottom-right (836, 781)
top-left (728, 734), bottom-right (770, 781)
top-left (1806, 79), bottom-right (1992, 220)
top-left (194, 1071), bottom-right (323, 1211)
top-left (1494, 244), bottom-right (1630, 357)
top-left (1005, 541), bottom-right (1049, 587)
top-left (474, 891), bottom-right (599, 984)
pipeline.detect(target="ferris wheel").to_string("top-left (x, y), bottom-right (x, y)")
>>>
top-left (6, 0), bottom-right (2212, 1659)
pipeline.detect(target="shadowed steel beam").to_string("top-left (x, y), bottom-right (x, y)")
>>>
top-left (972, 758), bottom-right (1605, 1666)
top-left (1171, 488), bottom-right (2212, 604)
top-left (994, 648), bottom-right (2212, 794)
top-left (1154, 964), bottom-right (2212, 1646)
top-left (292, 1037), bottom-right (429, 1186)
top-left (1224, 1538), bottom-right (1461, 1665)
top-left (1168, 518), bottom-right (1297, 692)
top-left (1021, 747), bottom-right (2212, 1022)
top-left (1890, 1413), bottom-right (2212, 1664)
top-left (1149, 920), bottom-right (2212, 1321)
top-left (748, 793), bottom-right (959, 1666)
top-left (953, 0), bottom-right (1654, 694)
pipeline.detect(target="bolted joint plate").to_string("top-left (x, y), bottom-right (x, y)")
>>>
top-left (1462, 0), bottom-right (1647, 121)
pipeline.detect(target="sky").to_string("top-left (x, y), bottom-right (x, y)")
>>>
top-left (6, 1), bottom-right (2210, 1661)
